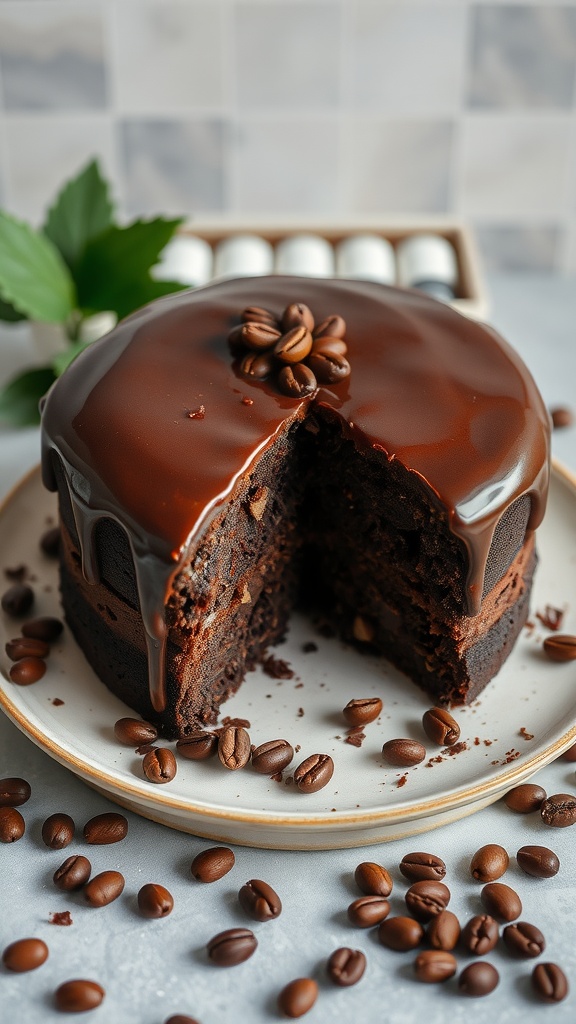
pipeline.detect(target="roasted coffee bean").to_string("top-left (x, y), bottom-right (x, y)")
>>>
top-left (241, 305), bottom-right (277, 326)
top-left (282, 302), bottom-right (315, 333)
top-left (6, 636), bottom-right (50, 661)
top-left (0, 806), bottom-right (25, 842)
top-left (206, 927), bottom-right (257, 967)
top-left (470, 844), bottom-right (509, 882)
top-left (164, 1017), bottom-right (200, 1024)
top-left (354, 861), bottom-right (393, 897)
top-left (113, 717), bottom-right (158, 745)
top-left (218, 726), bottom-right (251, 771)
top-left (541, 792), bottom-right (576, 828)
top-left (22, 617), bottom-right (63, 643)
top-left (543, 634), bottom-right (576, 661)
top-left (54, 979), bottom-right (105, 1012)
top-left (347, 895), bottom-right (390, 928)
top-left (342, 697), bottom-right (382, 727)
top-left (550, 405), bottom-right (574, 429)
top-left (561, 741), bottom-right (576, 762)
top-left (143, 747), bottom-right (177, 783)
top-left (306, 350), bottom-right (351, 384)
top-left (1, 583), bottom-right (34, 616)
top-left (294, 753), bottom-right (334, 793)
top-left (517, 844), bottom-right (560, 878)
top-left (381, 738), bottom-right (426, 767)
top-left (378, 916), bottom-right (424, 951)
top-left (503, 921), bottom-right (546, 958)
top-left (238, 879), bottom-right (282, 921)
top-left (504, 782), bottom-right (546, 813)
top-left (277, 978), bottom-right (318, 1018)
top-left (41, 813), bottom-right (75, 850)
top-left (461, 914), bottom-right (499, 955)
top-left (83, 811), bottom-right (128, 845)
top-left (327, 947), bottom-right (366, 987)
top-left (531, 963), bottom-right (568, 1003)
top-left (9, 656), bottom-right (46, 685)
top-left (311, 336), bottom-right (348, 358)
top-left (405, 880), bottom-right (451, 922)
top-left (53, 855), bottom-right (92, 891)
top-left (137, 883), bottom-right (174, 919)
top-left (241, 321), bottom-right (282, 351)
top-left (240, 350), bottom-right (274, 380)
top-left (399, 851), bottom-right (446, 882)
top-left (414, 949), bottom-right (457, 983)
top-left (422, 707), bottom-right (460, 746)
top-left (177, 731), bottom-right (218, 760)
top-left (458, 962), bottom-right (499, 997)
top-left (251, 738), bottom-right (294, 774)
top-left (40, 526), bottom-right (60, 557)
top-left (274, 325), bottom-right (313, 364)
top-left (313, 314), bottom-right (346, 340)
top-left (481, 882), bottom-right (522, 922)
top-left (277, 363), bottom-right (317, 399)
top-left (427, 910), bottom-right (460, 951)
top-left (2, 937), bottom-right (48, 972)
top-left (191, 846), bottom-right (235, 882)
top-left (84, 870), bottom-right (125, 907)
top-left (0, 777), bottom-right (31, 806)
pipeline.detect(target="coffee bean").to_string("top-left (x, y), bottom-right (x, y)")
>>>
top-left (561, 742), bottom-right (576, 762)
top-left (54, 980), bottom-right (105, 1013)
top-left (313, 314), bottom-right (346, 340)
top-left (294, 753), bottom-right (334, 793)
top-left (414, 949), bottom-right (457, 983)
top-left (9, 656), bottom-right (46, 685)
top-left (164, 1017), bottom-right (200, 1024)
top-left (327, 947), bottom-right (366, 987)
top-left (53, 855), bottom-right (92, 891)
top-left (0, 777), bottom-right (31, 806)
top-left (2, 937), bottom-right (48, 972)
top-left (460, 914), bottom-right (499, 955)
top-left (532, 963), bottom-right (569, 1003)
top-left (218, 726), bottom-right (251, 771)
top-left (405, 880), bottom-right (451, 921)
top-left (83, 812), bottom-right (128, 845)
top-left (543, 634), bottom-right (576, 662)
top-left (277, 978), bottom-right (318, 1018)
top-left (399, 852), bottom-right (446, 882)
top-left (458, 962), bottom-right (499, 997)
top-left (2, 583), bottom-right (34, 617)
top-left (22, 617), bottom-right (64, 643)
top-left (143, 747), bottom-right (177, 783)
top-left (354, 861), bottom-right (393, 897)
top-left (84, 870), bottom-right (125, 907)
top-left (282, 302), bottom-right (315, 333)
top-left (177, 732), bottom-right (218, 760)
top-left (242, 305), bottom-right (277, 326)
top-left (277, 363), bottom-right (317, 399)
top-left (470, 844), bottom-right (509, 882)
top-left (342, 697), bottom-right (382, 727)
top-left (381, 738), bottom-right (426, 767)
top-left (550, 405), bottom-right (574, 429)
top-left (427, 910), bottom-right (460, 951)
top-left (503, 921), bottom-right (546, 958)
top-left (251, 739), bottom-right (294, 774)
top-left (41, 813), bottom-right (75, 850)
top-left (504, 783), bottom-right (546, 813)
top-left (138, 883), bottom-right (174, 919)
top-left (306, 350), bottom-right (351, 384)
top-left (113, 717), bottom-right (158, 745)
top-left (274, 326), bottom-right (313, 364)
top-left (541, 792), bottom-right (576, 828)
top-left (240, 351), bottom-right (274, 380)
top-left (378, 916), bottom-right (424, 951)
top-left (191, 846), bottom-right (235, 882)
top-left (6, 637), bottom-right (50, 661)
top-left (422, 707), bottom-right (460, 746)
top-left (347, 895), bottom-right (390, 928)
top-left (481, 882), bottom-right (522, 922)
top-left (311, 336), bottom-right (348, 358)
top-left (40, 526), bottom-right (60, 557)
top-left (0, 806), bottom-right (25, 842)
top-left (516, 844), bottom-right (560, 878)
top-left (238, 879), bottom-right (282, 921)
top-left (206, 927), bottom-right (257, 967)
top-left (241, 321), bottom-right (282, 351)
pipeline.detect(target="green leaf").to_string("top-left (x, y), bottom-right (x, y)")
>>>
top-left (44, 159), bottom-right (115, 271)
top-left (0, 211), bottom-right (76, 322)
top-left (75, 217), bottom-right (184, 319)
top-left (52, 338), bottom-right (93, 377)
top-left (0, 295), bottom-right (26, 322)
top-left (0, 366), bottom-right (56, 426)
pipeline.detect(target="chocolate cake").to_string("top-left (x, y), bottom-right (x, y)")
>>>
top-left (40, 277), bottom-right (550, 738)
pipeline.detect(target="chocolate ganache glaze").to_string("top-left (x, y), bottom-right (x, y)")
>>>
top-left (41, 276), bottom-right (550, 712)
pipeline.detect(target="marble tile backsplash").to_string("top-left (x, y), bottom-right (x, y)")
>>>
top-left (0, 0), bottom-right (576, 272)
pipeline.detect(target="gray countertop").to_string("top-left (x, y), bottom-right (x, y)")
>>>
top-left (1, 274), bottom-right (575, 1024)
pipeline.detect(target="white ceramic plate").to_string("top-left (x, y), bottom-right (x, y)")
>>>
top-left (1, 463), bottom-right (575, 849)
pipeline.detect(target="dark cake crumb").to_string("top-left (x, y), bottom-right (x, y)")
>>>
top-left (396, 774), bottom-right (408, 788)
top-left (52, 698), bottom-right (65, 707)
top-left (297, 707), bottom-right (304, 718)
top-left (4, 565), bottom-right (27, 581)
top-left (519, 727), bottom-right (535, 740)
top-left (536, 605), bottom-right (564, 631)
top-left (49, 911), bottom-right (73, 926)
top-left (186, 405), bottom-right (205, 419)
top-left (302, 642), bottom-right (318, 654)
top-left (345, 727), bottom-right (366, 748)
top-left (441, 741), bottom-right (468, 756)
top-left (262, 654), bottom-right (294, 680)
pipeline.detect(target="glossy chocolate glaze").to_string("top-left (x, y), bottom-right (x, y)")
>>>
top-left (41, 277), bottom-right (550, 711)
